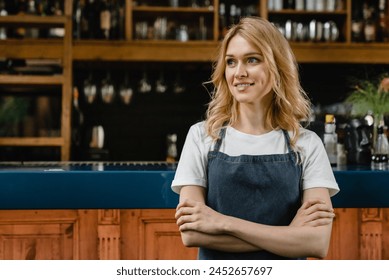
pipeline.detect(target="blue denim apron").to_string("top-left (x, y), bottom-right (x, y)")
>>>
top-left (199, 128), bottom-right (302, 260)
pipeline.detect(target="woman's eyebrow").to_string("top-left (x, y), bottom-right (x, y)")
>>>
top-left (225, 52), bottom-right (262, 57)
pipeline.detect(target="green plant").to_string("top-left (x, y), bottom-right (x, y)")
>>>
top-left (0, 97), bottom-right (29, 136)
top-left (346, 74), bottom-right (389, 117)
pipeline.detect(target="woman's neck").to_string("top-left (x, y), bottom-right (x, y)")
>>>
top-left (232, 103), bottom-right (272, 135)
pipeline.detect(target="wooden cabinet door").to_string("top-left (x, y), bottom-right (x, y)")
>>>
top-left (121, 209), bottom-right (198, 260)
top-left (0, 210), bottom-right (79, 260)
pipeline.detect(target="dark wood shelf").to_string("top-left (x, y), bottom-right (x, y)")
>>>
top-left (0, 15), bottom-right (67, 27)
top-left (132, 6), bottom-right (214, 13)
top-left (0, 137), bottom-right (64, 147)
top-left (2, 39), bottom-right (389, 63)
top-left (0, 74), bottom-right (64, 85)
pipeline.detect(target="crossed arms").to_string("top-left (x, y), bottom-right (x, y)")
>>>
top-left (175, 185), bottom-right (335, 259)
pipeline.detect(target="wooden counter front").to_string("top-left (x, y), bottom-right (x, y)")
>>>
top-left (0, 162), bottom-right (388, 260)
top-left (0, 209), bottom-right (197, 260)
top-left (1, 207), bottom-right (389, 260)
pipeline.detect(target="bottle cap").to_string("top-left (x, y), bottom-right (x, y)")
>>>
top-left (325, 114), bottom-right (335, 123)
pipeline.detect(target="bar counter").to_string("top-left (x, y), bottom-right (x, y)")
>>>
top-left (0, 161), bottom-right (388, 260)
top-left (0, 161), bottom-right (388, 209)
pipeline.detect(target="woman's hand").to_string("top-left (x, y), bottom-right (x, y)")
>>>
top-left (175, 198), bottom-right (227, 234)
top-left (290, 198), bottom-right (335, 227)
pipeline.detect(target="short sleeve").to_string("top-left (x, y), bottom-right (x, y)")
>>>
top-left (301, 130), bottom-right (340, 197)
top-left (171, 122), bottom-right (210, 194)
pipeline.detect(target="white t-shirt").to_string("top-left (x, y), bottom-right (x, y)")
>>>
top-left (171, 121), bottom-right (339, 197)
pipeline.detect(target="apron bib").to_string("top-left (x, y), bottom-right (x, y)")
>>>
top-left (199, 128), bottom-right (302, 260)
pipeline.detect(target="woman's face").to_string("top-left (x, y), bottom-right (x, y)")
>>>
top-left (224, 34), bottom-right (273, 108)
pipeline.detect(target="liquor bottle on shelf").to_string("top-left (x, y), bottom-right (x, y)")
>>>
top-left (352, 1), bottom-right (364, 42)
top-left (324, 114), bottom-right (338, 166)
top-left (371, 123), bottom-right (389, 170)
top-left (99, 0), bottom-right (111, 39)
top-left (83, 0), bottom-right (99, 39)
top-left (166, 133), bottom-right (177, 163)
top-left (15, 0), bottom-right (27, 38)
top-left (218, 2), bottom-right (227, 40)
top-left (73, 0), bottom-right (83, 39)
top-left (48, 0), bottom-right (64, 38)
top-left (109, 0), bottom-right (124, 40)
top-left (71, 87), bottom-right (85, 160)
top-left (26, 0), bottom-right (39, 38)
top-left (0, 0), bottom-right (7, 40)
top-left (363, 2), bottom-right (376, 42)
top-left (198, 15), bottom-right (207, 40)
top-left (285, 0), bottom-right (295, 10)
top-left (377, 0), bottom-right (388, 42)
top-left (229, 4), bottom-right (238, 26)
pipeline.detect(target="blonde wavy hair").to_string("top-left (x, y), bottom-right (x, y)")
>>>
top-left (205, 17), bottom-right (311, 149)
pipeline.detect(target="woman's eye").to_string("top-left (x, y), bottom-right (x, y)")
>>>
top-left (226, 59), bottom-right (235, 66)
top-left (247, 57), bottom-right (259, 63)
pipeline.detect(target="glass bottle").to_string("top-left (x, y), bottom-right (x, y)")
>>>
top-left (351, 1), bottom-right (364, 42)
top-left (71, 87), bottom-right (84, 159)
top-left (363, 2), bottom-right (376, 42)
top-left (73, 0), bottom-right (83, 39)
top-left (229, 4), bottom-right (237, 25)
top-left (0, 0), bottom-right (8, 40)
top-left (377, 0), bottom-right (388, 42)
top-left (371, 120), bottom-right (389, 170)
top-left (99, 0), bottom-right (111, 39)
top-left (336, 143), bottom-right (347, 167)
top-left (85, 0), bottom-right (99, 39)
top-left (15, 0), bottom-right (27, 39)
top-left (324, 114), bottom-right (338, 166)
top-left (218, 2), bottom-right (227, 40)
top-left (166, 134), bottom-right (177, 163)
top-left (26, 0), bottom-right (39, 38)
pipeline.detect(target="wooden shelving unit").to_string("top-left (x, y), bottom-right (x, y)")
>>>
top-left (0, 0), bottom-right (73, 161)
top-left (0, 0), bottom-right (388, 161)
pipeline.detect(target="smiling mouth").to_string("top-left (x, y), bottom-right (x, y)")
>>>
top-left (235, 83), bottom-right (254, 91)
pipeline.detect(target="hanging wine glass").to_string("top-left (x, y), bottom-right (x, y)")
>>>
top-left (101, 71), bottom-right (115, 104)
top-left (120, 71), bottom-right (134, 105)
top-left (138, 69), bottom-right (152, 93)
top-left (173, 71), bottom-right (185, 95)
top-left (155, 70), bottom-right (167, 94)
top-left (83, 72), bottom-right (97, 104)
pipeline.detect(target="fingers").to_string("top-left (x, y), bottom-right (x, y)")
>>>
top-left (293, 198), bottom-right (335, 227)
top-left (175, 199), bottom-right (199, 219)
top-left (306, 214), bottom-right (335, 227)
top-left (175, 199), bottom-right (202, 230)
top-left (301, 198), bottom-right (334, 215)
top-left (175, 198), bottom-right (198, 215)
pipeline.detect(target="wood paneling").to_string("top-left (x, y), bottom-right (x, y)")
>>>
top-left (1, 208), bottom-right (389, 260)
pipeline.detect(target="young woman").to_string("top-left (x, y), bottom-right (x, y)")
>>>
top-left (171, 17), bottom-right (339, 260)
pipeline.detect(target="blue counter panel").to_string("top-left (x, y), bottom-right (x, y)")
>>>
top-left (0, 162), bottom-right (180, 209)
top-left (0, 162), bottom-right (388, 209)
top-left (0, 170), bottom-right (178, 209)
top-left (331, 168), bottom-right (389, 208)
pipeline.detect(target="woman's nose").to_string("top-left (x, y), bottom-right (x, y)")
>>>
top-left (235, 63), bottom-right (248, 78)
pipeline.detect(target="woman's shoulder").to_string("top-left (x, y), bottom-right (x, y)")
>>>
top-left (188, 121), bottom-right (207, 137)
top-left (295, 127), bottom-right (326, 157)
top-left (296, 127), bottom-right (322, 144)
top-left (187, 121), bottom-right (213, 144)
